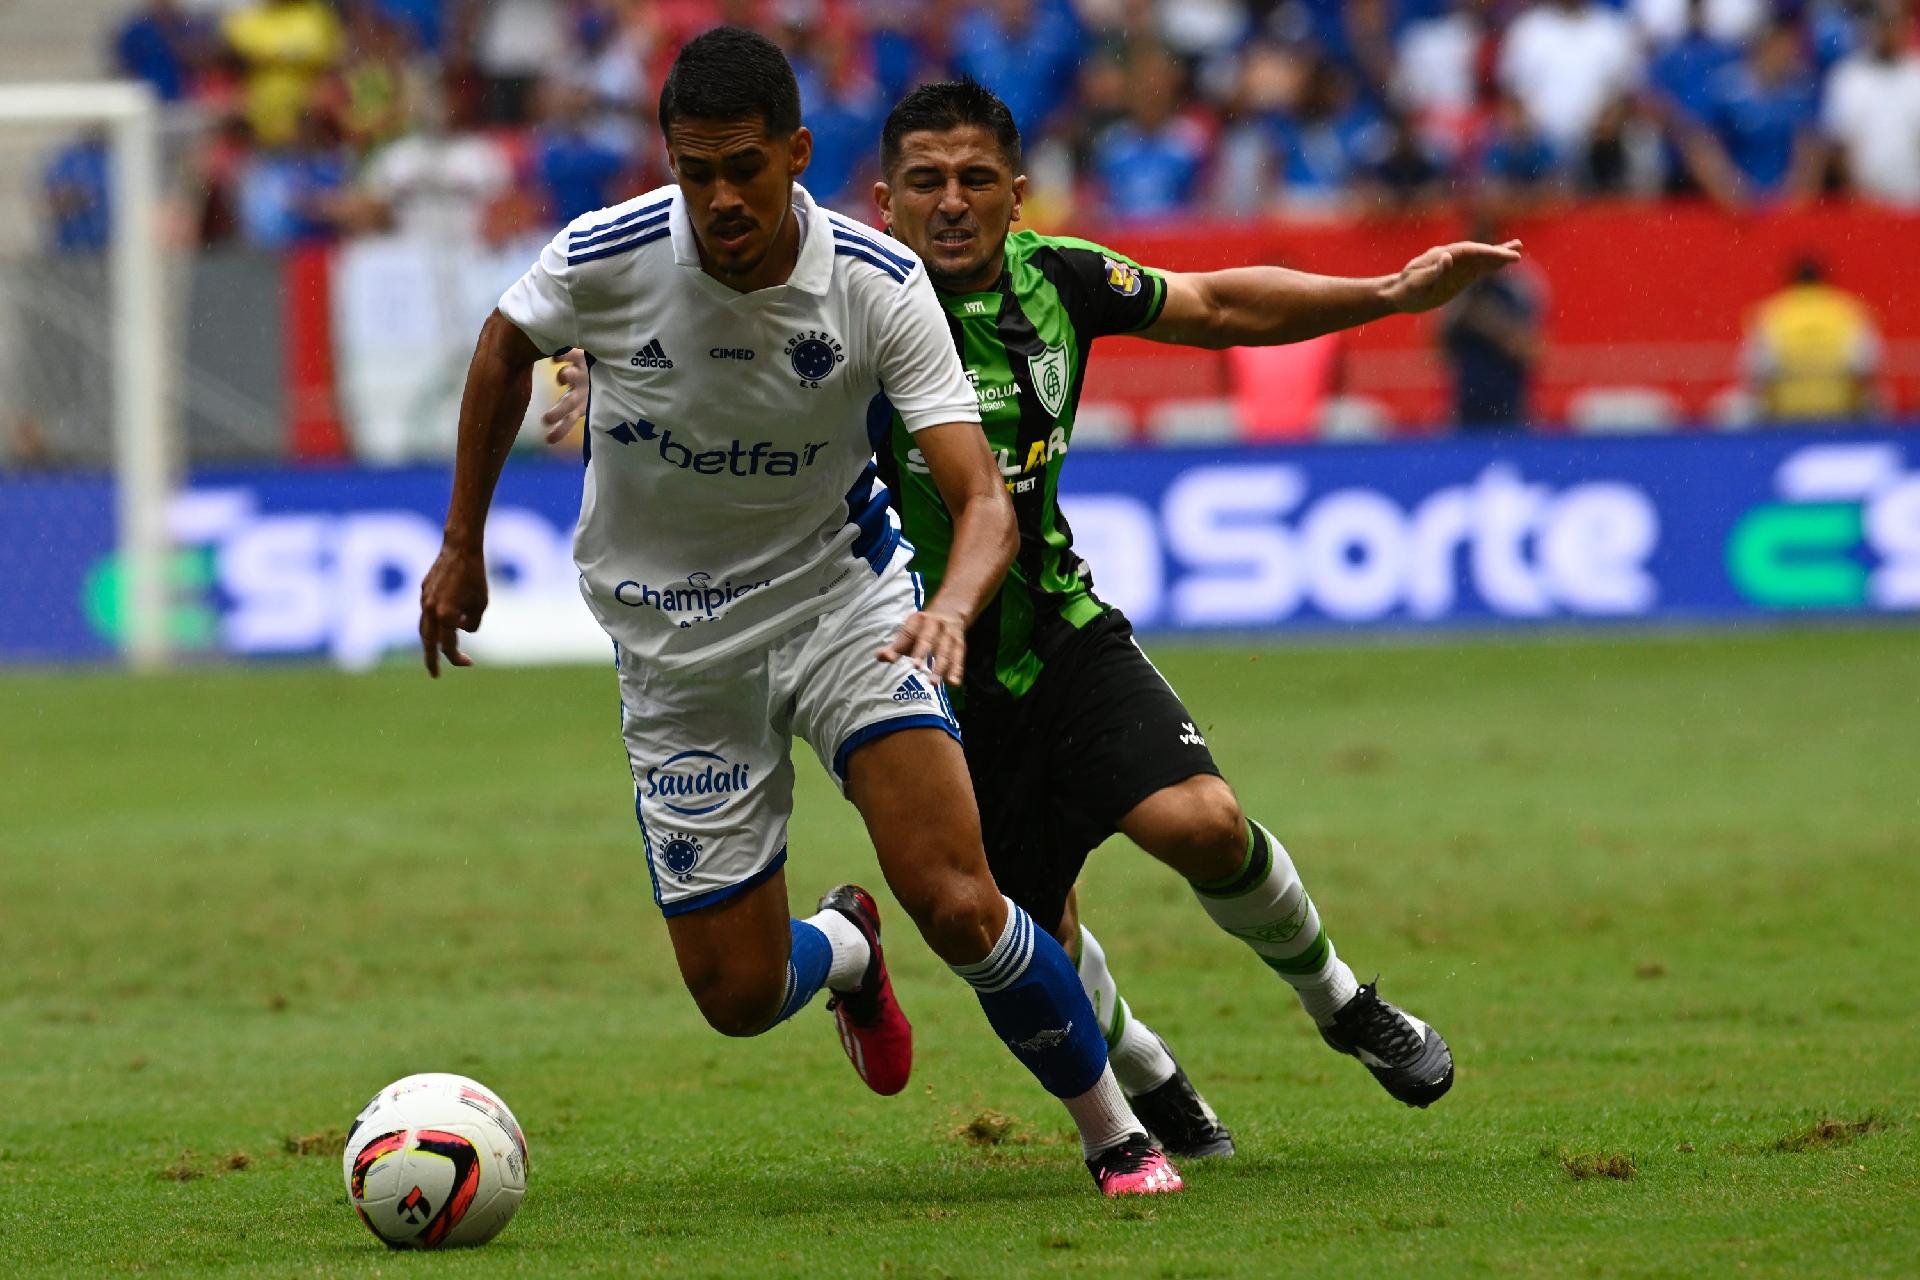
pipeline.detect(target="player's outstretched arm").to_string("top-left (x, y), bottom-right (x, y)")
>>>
top-left (419, 309), bottom-right (543, 677)
top-left (1142, 240), bottom-right (1524, 350)
top-left (875, 422), bottom-right (1015, 686)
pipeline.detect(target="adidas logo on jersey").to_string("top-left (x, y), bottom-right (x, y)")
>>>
top-left (893, 674), bottom-right (934, 703)
top-left (630, 338), bottom-right (673, 369)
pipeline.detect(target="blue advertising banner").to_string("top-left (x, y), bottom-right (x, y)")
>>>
top-left (2, 429), bottom-right (1915, 666)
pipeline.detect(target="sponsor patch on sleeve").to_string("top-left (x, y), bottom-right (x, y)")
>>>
top-left (1103, 255), bottom-right (1142, 297)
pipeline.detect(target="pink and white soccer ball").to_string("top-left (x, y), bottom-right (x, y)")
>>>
top-left (342, 1073), bottom-right (529, 1249)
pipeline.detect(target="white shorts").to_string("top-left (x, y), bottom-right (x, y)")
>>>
top-left (615, 553), bottom-right (960, 916)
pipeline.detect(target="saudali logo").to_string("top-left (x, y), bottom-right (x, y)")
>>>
top-left (1028, 343), bottom-right (1070, 420)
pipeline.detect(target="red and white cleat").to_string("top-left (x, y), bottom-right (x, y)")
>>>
top-left (1086, 1134), bottom-right (1185, 1197)
top-left (818, 884), bottom-right (913, 1096)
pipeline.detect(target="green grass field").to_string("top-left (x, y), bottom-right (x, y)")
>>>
top-left (3, 628), bottom-right (1917, 1277)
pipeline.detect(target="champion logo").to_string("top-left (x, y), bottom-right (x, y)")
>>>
top-left (630, 338), bottom-right (673, 369)
top-left (1178, 721), bottom-right (1207, 747)
top-left (893, 674), bottom-right (934, 703)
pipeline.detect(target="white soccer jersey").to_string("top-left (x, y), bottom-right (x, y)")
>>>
top-left (497, 182), bottom-right (978, 668)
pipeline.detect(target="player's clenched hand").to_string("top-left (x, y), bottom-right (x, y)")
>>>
top-left (418, 543), bottom-right (488, 677)
top-left (541, 348), bottom-right (591, 444)
top-left (877, 605), bottom-right (968, 687)
top-left (1382, 240), bottom-right (1523, 314)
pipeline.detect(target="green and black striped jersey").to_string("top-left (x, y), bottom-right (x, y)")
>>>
top-left (880, 230), bottom-right (1167, 702)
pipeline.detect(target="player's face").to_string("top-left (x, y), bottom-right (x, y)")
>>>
top-left (876, 125), bottom-right (1025, 295)
top-left (668, 116), bottom-right (812, 286)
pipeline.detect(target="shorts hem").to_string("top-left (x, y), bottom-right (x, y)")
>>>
top-left (657, 846), bottom-right (788, 918)
top-left (831, 713), bottom-right (961, 783)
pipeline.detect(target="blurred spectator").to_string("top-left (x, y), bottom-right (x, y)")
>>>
top-left (951, 0), bottom-right (1085, 141)
top-left (1643, 0), bottom-right (1743, 190)
top-left (1631, 0), bottom-right (1767, 45)
top-left (1394, 0), bottom-right (1498, 160)
top-left (1684, 20), bottom-right (1824, 207)
top-left (1265, 55), bottom-right (1388, 213)
top-left (1499, 0), bottom-right (1643, 156)
top-left (1577, 95), bottom-right (1666, 196)
top-left (534, 81), bottom-right (635, 225)
top-left (374, 0), bottom-right (449, 57)
top-left (1089, 46), bottom-right (1209, 219)
top-left (791, 21), bottom-right (887, 210)
top-left (43, 132), bottom-right (111, 254)
top-left (337, 8), bottom-right (413, 147)
top-left (222, 0), bottom-right (345, 147)
top-left (1363, 111), bottom-right (1450, 210)
top-left (340, 88), bottom-right (514, 243)
top-left (1479, 91), bottom-right (1562, 215)
top-left (113, 1), bottom-right (211, 105)
top-left (1744, 257), bottom-right (1882, 422)
top-left (235, 110), bottom-right (349, 248)
top-left (474, 0), bottom-right (570, 125)
top-left (1822, 6), bottom-right (1920, 208)
top-left (1440, 218), bottom-right (1544, 429)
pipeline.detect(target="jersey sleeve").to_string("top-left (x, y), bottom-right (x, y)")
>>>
top-left (496, 228), bottom-right (580, 356)
top-left (874, 268), bottom-right (981, 433)
top-left (1041, 237), bottom-right (1169, 338)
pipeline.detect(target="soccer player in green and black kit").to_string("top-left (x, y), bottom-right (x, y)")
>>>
top-left (866, 79), bottom-right (1523, 1156)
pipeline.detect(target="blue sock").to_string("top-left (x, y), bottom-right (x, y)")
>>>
top-left (772, 918), bottom-right (833, 1028)
top-left (952, 898), bottom-right (1110, 1097)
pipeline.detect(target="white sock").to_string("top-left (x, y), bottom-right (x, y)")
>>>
top-left (1075, 926), bottom-right (1177, 1095)
top-left (1061, 1064), bottom-right (1140, 1158)
top-left (1193, 820), bottom-right (1361, 1025)
top-left (803, 908), bottom-right (871, 991)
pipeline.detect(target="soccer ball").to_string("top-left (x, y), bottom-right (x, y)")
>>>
top-left (342, 1073), bottom-right (529, 1249)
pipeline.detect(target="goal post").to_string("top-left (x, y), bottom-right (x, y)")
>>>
top-left (0, 81), bottom-right (170, 669)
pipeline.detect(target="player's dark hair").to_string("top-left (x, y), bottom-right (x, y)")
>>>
top-left (881, 77), bottom-right (1022, 175)
top-left (658, 27), bottom-right (801, 141)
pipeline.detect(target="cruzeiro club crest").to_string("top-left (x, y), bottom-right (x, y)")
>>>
top-left (1028, 343), bottom-right (1070, 420)
top-left (658, 833), bottom-right (704, 882)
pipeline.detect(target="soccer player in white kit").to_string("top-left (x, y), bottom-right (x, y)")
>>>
top-left (416, 28), bottom-right (1182, 1197)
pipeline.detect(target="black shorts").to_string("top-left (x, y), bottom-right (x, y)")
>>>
top-left (959, 609), bottom-right (1221, 934)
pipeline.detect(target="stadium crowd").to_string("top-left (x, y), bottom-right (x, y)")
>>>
top-left (43, 0), bottom-right (1920, 254)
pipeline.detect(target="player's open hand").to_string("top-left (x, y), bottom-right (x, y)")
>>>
top-left (877, 605), bottom-right (967, 686)
top-left (418, 543), bottom-right (488, 677)
top-left (541, 348), bottom-right (591, 444)
top-left (1382, 240), bottom-right (1523, 315)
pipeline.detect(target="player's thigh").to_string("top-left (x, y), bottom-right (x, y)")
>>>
top-left (785, 560), bottom-right (1002, 961)
top-left (617, 643), bottom-right (797, 927)
top-left (1046, 614), bottom-right (1231, 877)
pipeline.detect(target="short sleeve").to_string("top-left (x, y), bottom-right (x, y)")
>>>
top-left (874, 269), bottom-right (980, 433)
top-left (1040, 239), bottom-right (1169, 338)
top-left (496, 228), bottom-right (579, 357)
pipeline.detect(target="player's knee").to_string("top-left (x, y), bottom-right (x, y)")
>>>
top-left (684, 968), bottom-right (782, 1038)
top-left (1136, 777), bottom-right (1246, 880)
top-left (899, 874), bottom-right (1002, 966)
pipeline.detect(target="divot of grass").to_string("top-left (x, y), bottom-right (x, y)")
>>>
top-left (220, 1151), bottom-right (251, 1172)
top-left (1774, 1114), bottom-right (1889, 1153)
top-left (1562, 1152), bottom-right (1636, 1181)
top-left (282, 1130), bottom-right (346, 1157)
top-left (159, 1150), bottom-right (203, 1182)
top-left (951, 1109), bottom-right (1023, 1147)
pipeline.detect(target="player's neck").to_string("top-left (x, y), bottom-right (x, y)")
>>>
top-left (698, 206), bottom-right (803, 294)
top-left (931, 252), bottom-right (1006, 298)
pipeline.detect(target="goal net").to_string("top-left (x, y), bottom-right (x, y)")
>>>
top-left (0, 82), bottom-right (170, 668)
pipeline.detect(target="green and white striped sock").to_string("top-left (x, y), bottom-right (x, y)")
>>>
top-left (1073, 925), bottom-right (1178, 1095)
top-left (1191, 820), bottom-right (1359, 1025)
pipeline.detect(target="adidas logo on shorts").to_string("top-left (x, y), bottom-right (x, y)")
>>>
top-left (629, 338), bottom-right (673, 369)
top-left (893, 674), bottom-right (934, 703)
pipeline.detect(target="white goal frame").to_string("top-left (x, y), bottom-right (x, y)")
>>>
top-left (0, 82), bottom-right (169, 668)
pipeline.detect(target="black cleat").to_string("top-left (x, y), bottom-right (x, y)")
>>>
top-left (1319, 980), bottom-right (1454, 1108)
top-left (1127, 1038), bottom-right (1236, 1158)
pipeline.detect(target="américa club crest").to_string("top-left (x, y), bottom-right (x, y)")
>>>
top-left (1028, 343), bottom-right (1070, 420)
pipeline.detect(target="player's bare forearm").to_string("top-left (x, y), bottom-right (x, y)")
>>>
top-left (1147, 242), bottom-right (1523, 350)
top-left (443, 310), bottom-right (542, 552)
top-left (418, 310), bottom-right (542, 677)
top-left (876, 420), bottom-right (1015, 683)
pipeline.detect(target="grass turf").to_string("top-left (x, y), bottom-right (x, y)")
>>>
top-left (1, 627), bottom-right (1915, 1276)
